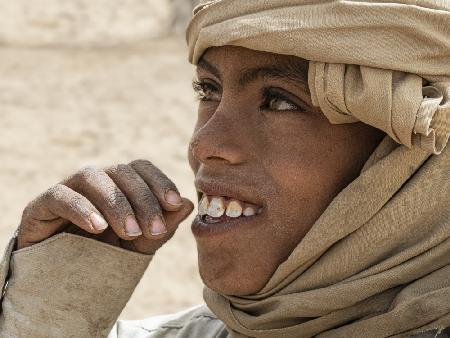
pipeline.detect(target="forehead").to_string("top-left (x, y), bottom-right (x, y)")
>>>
top-left (197, 45), bottom-right (309, 87)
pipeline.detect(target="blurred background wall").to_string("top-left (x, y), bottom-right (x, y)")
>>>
top-left (0, 0), bottom-right (204, 319)
top-left (0, 0), bottom-right (198, 46)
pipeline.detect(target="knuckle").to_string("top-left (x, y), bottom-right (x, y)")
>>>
top-left (151, 175), bottom-right (177, 195)
top-left (44, 184), bottom-right (64, 201)
top-left (106, 164), bottom-right (139, 182)
top-left (80, 165), bottom-right (98, 175)
top-left (105, 189), bottom-right (129, 210)
top-left (104, 164), bottom-right (127, 175)
top-left (116, 164), bottom-right (137, 179)
top-left (135, 190), bottom-right (157, 205)
top-left (102, 165), bottom-right (116, 175)
top-left (22, 184), bottom-right (60, 219)
top-left (116, 163), bottom-right (131, 171)
top-left (160, 177), bottom-right (177, 192)
top-left (130, 159), bottom-right (154, 168)
top-left (137, 193), bottom-right (162, 215)
top-left (76, 165), bottom-right (98, 181)
top-left (131, 160), bottom-right (177, 192)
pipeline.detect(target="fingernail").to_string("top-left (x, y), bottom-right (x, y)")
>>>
top-left (165, 190), bottom-right (182, 206)
top-left (151, 216), bottom-right (167, 236)
top-left (90, 213), bottom-right (108, 231)
top-left (125, 215), bottom-right (142, 236)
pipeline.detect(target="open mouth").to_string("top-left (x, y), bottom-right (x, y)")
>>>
top-left (198, 194), bottom-right (262, 225)
top-left (191, 193), bottom-right (264, 238)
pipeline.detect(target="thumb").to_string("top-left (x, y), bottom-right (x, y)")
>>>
top-left (163, 197), bottom-right (195, 232)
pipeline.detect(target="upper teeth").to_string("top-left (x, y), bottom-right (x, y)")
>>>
top-left (226, 200), bottom-right (242, 217)
top-left (208, 197), bottom-right (225, 217)
top-left (198, 195), bottom-right (261, 218)
top-left (198, 196), bottom-right (209, 216)
top-left (243, 207), bottom-right (256, 217)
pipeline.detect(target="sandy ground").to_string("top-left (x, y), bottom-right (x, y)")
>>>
top-left (0, 36), bottom-right (205, 319)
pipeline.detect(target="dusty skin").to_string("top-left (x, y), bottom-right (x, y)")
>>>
top-left (189, 46), bottom-right (385, 295)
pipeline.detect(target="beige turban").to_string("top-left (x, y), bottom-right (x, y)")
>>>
top-left (188, 0), bottom-right (450, 155)
top-left (186, 1), bottom-right (450, 337)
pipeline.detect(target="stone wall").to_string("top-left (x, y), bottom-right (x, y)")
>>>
top-left (0, 0), bottom-right (198, 47)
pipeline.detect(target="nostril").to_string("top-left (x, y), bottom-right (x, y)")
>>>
top-left (190, 132), bottom-right (246, 165)
top-left (206, 156), bottom-right (225, 161)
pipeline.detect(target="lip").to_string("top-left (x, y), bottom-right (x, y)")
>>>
top-left (191, 212), bottom-right (264, 238)
top-left (192, 177), bottom-right (266, 238)
top-left (194, 178), bottom-right (264, 207)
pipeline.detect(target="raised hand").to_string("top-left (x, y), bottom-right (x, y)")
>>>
top-left (18, 160), bottom-right (194, 254)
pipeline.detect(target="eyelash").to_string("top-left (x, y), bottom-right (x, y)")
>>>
top-left (260, 88), bottom-right (302, 112)
top-left (192, 79), bottom-right (219, 102)
top-left (192, 79), bottom-right (303, 112)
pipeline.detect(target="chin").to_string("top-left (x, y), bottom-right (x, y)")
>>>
top-left (197, 250), bottom-right (270, 296)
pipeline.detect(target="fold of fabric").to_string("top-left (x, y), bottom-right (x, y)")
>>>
top-left (308, 63), bottom-right (450, 154)
top-left (186, 1), bottom-right (450, 337)
top-left (203, 138), bottom-right (450, 338)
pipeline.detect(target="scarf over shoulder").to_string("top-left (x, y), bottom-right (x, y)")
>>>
top-left (186, 1), bottom-right (450, 337)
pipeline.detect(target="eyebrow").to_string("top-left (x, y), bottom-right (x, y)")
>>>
top-left (197, 57), bottom-right (308, 89)
top-left (197, 58), bottom-right (222, 80)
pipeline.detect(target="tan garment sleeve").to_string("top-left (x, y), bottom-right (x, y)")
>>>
top-left (0, 233), bottom-right (152, 338)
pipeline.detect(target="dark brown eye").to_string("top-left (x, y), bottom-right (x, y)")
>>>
top-left (261, 88), bottom-right (303, 112)
top-left (192, 79), bottom-right (221, 101)
top-left (267, 97), bottom-right (299, 111)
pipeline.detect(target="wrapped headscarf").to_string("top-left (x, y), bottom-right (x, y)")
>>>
top-left (186, 1), bottom-right (450, 337)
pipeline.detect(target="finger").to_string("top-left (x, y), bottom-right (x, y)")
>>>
top-left (127, 198), bottom-right (195, 254)
top-left (129, 159), bottom-right (183, 212)
top-left (63, 166), bottom-right (142, 240)
top-left (162, 197), bottom-right (195, 233)
top-left (146, 197), bottom-right (194, 240)
top-left (19, 184), bottom-right (108, 248)
top-left (104, 164), bottom-right (166, 239)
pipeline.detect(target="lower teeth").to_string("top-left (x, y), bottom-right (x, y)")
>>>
top-left (204, 216), bottom-right (221, 223)
top-left (203, 214), bottom-right (240, 224)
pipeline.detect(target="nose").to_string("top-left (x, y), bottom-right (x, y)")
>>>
top-left (189, 110), bottom-right (248, 166)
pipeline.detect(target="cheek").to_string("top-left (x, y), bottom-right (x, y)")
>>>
top-left (264, 119), bottom-right (325, 195)
top-left (267, 156), bottom-right (332, 234)
top-left (263, 121), bottom-right (354, 233)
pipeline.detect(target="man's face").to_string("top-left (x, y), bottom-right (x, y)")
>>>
top-left (188, 46), bottom-right (384, 295)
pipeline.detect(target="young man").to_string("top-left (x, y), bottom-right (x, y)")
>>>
top-left (1, 1), bottom-right (449, 337)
